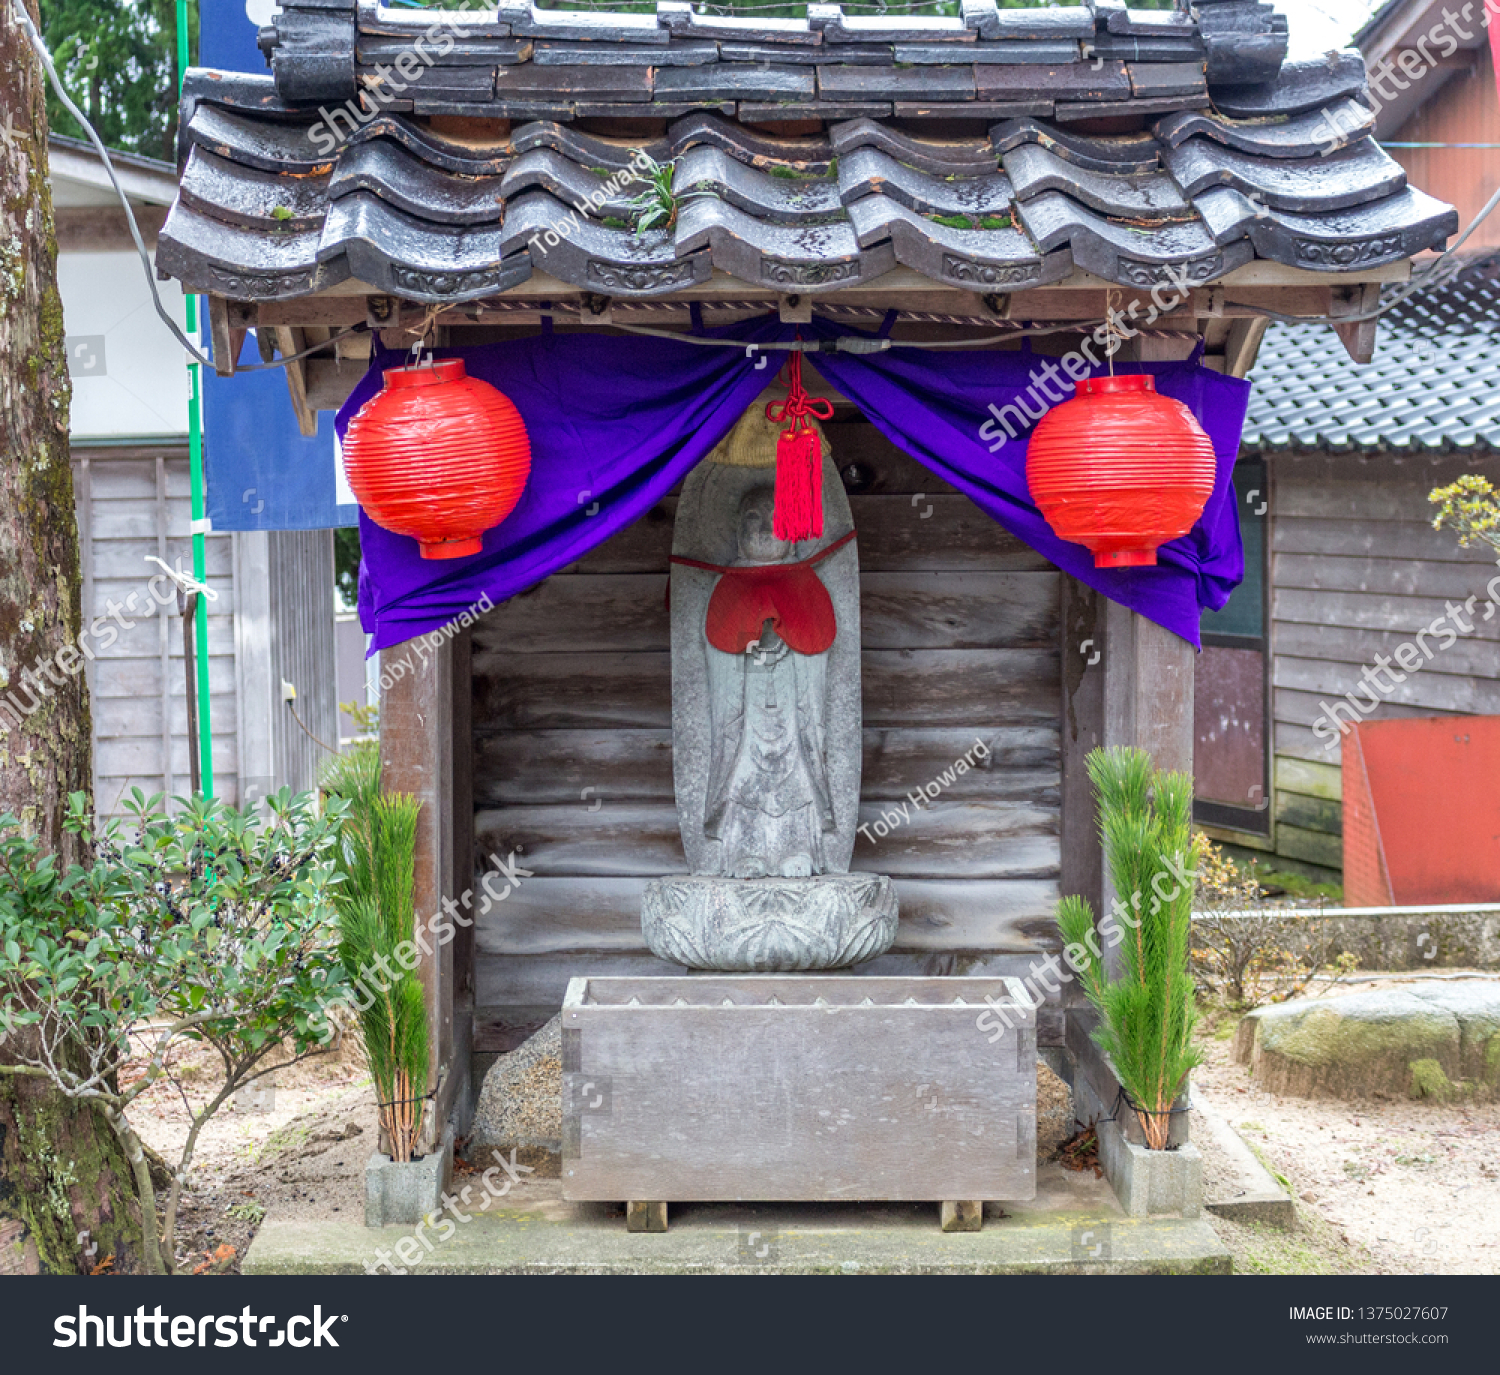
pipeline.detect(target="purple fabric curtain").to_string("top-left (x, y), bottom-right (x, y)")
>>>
top-left (339, 318), bottom-right (1248, 653)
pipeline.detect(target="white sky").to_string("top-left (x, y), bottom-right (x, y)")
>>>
top-left (1274, 0), bottom-right (1384, 56)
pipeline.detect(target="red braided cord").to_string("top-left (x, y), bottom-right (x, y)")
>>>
top-left (765, 351), bottom-right (834, 435)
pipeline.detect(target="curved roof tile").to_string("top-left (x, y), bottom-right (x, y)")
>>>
top-left (154, 1), bottom-right (1457, 304)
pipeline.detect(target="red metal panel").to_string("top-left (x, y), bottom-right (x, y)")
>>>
top-left (1343, 716), bottom-right (1500, 906)
top-left (1340, 725), bottom-right (1394, 908)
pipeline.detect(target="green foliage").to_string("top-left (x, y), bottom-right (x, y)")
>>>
top-left (0, 787), bottom-right (346, 1271)
top-left (1430, 474), bottom-right (1500, 558)
top-left (322, 752), bottom-right (430, 1161)
top-left (334, 525), bottom-right (361, 608)
top-left (927, 212), bottom-right (1014, 231)
top-left (1056, 747), bottom-right (1202, 1150)
top-left (39, 0), bottom-right (197, 162)
top-left (0, 788), bottom-right (346, 1063)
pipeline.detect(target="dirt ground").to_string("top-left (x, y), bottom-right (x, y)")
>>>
top-left (130, 1037), bottom-right (378, 1275)
top-left (1194, 977), bottom-right (1500, 1277)
top-left (129, 973), bottom-right (1499, 1276)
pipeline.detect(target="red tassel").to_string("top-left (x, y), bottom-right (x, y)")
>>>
top-left (765, 348), bottom-right (832, 544)
top-left (774, 426), bottom-right (822, 542)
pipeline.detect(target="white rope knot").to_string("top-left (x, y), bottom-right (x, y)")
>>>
top-left (144, 556), bottom-right (218, 602)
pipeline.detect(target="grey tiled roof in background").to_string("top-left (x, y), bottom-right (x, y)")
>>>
top-left (153, 1), bottom-right (1459, 303)
top-left (1243, 253), bottom-right (1500, 454)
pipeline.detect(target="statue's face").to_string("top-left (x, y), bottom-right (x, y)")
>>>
top-left (738, 491), bottom-right (790, 563)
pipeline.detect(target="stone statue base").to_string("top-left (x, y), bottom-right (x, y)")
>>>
top-left (642, 874), bottom-right (898, 972)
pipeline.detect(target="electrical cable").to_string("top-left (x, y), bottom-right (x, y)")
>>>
top-left (19, 0), bottom-right (1500, 353)
top-left (9, 0), bottom-right (362, 375)
top-left (1225, 182), bottom-right (1500, 329)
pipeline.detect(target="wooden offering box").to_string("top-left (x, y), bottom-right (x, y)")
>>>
top-left (561, 976), bottom-right (1037, 1226)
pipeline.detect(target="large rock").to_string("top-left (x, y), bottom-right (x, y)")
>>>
top-left (469, 1016), bottom-right (562, 1175)
top-left (1036, 1061), bottom-right (1074, 1159)
top-left (1234, 979), bottom-right (1500, 1100)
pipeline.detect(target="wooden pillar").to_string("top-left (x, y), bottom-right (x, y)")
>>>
top-left (449, 627), bottom-right (476, 1137)
top-left (380, 635), bottom-right (458, 1155)
top-left (1062, 328), bottom-right (1203, 918)
top-left (1062, 584), bottom-right (1197, 969)
top-left (1102, 598), bottom-right (1196, 775)
top-left (1060, 575), bottom-right (1106, 925)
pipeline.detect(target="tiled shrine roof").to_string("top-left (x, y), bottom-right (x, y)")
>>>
top-left (155, 1), bottom-right (1459, 303)
top-left (1244, 253), bottom-right (1500, 454)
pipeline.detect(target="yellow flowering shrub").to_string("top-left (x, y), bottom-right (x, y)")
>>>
top-left (1430, 475), bottom-right (1500, 556)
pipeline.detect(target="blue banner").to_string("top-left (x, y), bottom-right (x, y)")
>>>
top-left (198, 0), bottom-right (355, 531)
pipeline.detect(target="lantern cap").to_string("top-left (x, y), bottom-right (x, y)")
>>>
top-left (1076, 373), bottom-right (1156, 399)
top-left (382, 357), bottom-right (468, 390)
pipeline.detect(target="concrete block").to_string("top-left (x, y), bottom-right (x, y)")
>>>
top-left (1098, 1119), bottom-right (1203, 1219)
top-left (364, 1123), bottom-right (455, 1228)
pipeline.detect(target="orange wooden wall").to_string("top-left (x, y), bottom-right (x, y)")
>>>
top-left (1391, 44), bottom-right (1500, 251)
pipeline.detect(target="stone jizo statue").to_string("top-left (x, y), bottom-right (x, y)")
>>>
top-left (641, 405), bottom-right (896, 971)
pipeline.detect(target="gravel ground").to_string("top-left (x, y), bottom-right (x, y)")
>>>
top-left (131, 974), bottom-right (1499, 1277)
top-left (1195, 987), bottom-right (1500, 1277)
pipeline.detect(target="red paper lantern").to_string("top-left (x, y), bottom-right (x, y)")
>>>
top-left (1026, 374), bottom-right (1217, 569)
top-left (343, 358), bottom-right (531, 560)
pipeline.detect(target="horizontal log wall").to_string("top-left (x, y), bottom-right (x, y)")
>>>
top-left (471, 419), bottom-right (1064, 1050)
top-left (1269, 451), bottom-right (1500, 876)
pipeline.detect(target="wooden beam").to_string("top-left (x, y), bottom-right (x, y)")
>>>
top-left (1332, 283), bottom-right (1382, 365)
top-left (1220, 316), bottom-right (1270, 379)
top-left (54, 204), bottom-right (167, 253)
top-left (379, 636), bottom-right (458, 1158)
top-left (626, 1201), bottom-right (667, 1233)
top-left (272, 326), bottom-right (320, 437)
top-left (207, 295), bottom-right (240, 378)
top-left (940, 1201), bottom-right (983, 1232)
top-left (1060, 576), bottom-right (1105, 925)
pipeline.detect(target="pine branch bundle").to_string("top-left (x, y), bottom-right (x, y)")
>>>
top-left (324, 750), bottom-right (429, 1162)
top-left (1057, 747), bottom-right (1202, 1151)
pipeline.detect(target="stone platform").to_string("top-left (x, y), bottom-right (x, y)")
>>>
top-left (243, 1167), bottom-right (1231, 1276)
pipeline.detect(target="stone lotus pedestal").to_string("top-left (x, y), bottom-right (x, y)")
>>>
top-left (642, 873), bottom-right (898, 972)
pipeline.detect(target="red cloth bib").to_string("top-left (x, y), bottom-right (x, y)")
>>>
top-left (671, 530), bottom-right (856, 656)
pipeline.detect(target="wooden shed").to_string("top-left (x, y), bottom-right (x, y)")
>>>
top-left (1226, 252), bottom-right (1500, 882)
top-left (1193, 0), bottom-right (1500, 882)
top-left (31, 136), bottom-right (340, 815)
top-left (148, 0), bottom-right (1459, 1150)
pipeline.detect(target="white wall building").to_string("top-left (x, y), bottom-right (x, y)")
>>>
top-left (54, 136), bottom-right (339, 813)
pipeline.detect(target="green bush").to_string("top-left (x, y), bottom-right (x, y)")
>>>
top-left (0, 789), bottom-right (347, 1273)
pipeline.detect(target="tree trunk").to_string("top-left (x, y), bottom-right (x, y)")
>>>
top-left (0, 0), bottom-right (144, 1275)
